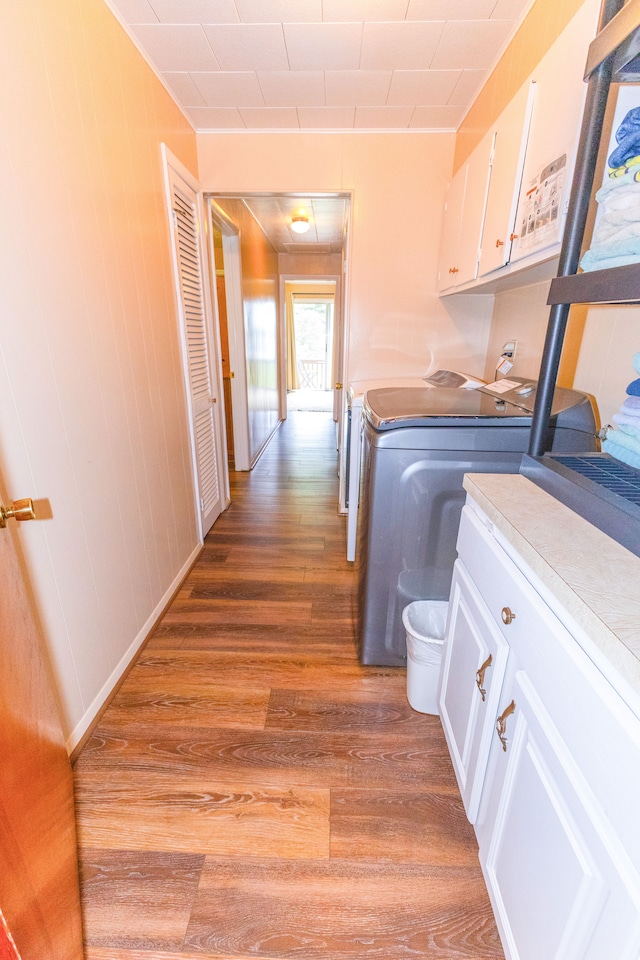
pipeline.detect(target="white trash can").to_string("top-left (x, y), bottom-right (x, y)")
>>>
top-left (403, 600), bottom-right (449, 715)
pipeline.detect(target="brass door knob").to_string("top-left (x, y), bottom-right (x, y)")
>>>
top-left (496, 239), bottom-right (505, 247)
top-left (510, 233), bottom-right (519, 241)
top-left (335, 382), bottom-right (343, 389)
top-left (501, 606), bottom-right (516, 625)
top-left (449, 267), bottom-right (459, 274)
top-left (0, 498), bottom-right (36, 529)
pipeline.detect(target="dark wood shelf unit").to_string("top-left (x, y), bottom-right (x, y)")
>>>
top-left (585, 0), bottom-right (640, 79)
top-left (548, 263), bottom-right (640, 305)
top-left (528, 0), bottom-right (640, 456)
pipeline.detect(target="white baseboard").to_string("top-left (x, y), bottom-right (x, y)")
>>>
top-left (66, 543), bottom-right (201, 754)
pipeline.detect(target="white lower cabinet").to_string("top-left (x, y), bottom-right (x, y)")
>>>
top-left (439, 501), bottom-right (640, 960)
top-left (480, 668), bottom-right (640, 960)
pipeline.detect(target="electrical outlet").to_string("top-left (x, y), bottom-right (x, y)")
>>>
top-left (502, 341), bottom-right (517, 361)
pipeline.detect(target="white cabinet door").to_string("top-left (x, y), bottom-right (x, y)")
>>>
top-left (477, 82), bottom-right (535, 278)
top-left (480, 670), bottom-right (640, 960)
top-left (439, 559), bottom-right (509, 823)
top-left (437, 163), bottom-right (468, 292)
top-left (509, 0), bottom-right (600, 265)
top-left (437, 131), bottom-right (493, 292)
top-left (458, 132), bottom-right (493, 285)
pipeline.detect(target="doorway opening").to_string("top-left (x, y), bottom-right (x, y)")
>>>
top-left (205, 192), bottom-right (351, 471)
top-left (285, 281), bottom-right (336, 413)
top-left (212, 226), bottom-right (234, 466)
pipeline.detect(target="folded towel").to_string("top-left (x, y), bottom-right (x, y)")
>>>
top-left (579, 166), bottom-right (640, 270)
top-left (615, 404), bottom-right (640, 419)
top-left (594, 164), bottom-right (640, 199)
top-left (627, 378), bottom-right (640, 397)
top-left (597, 171), bottom-right (640, 196)
top-left (591, 177), bottom-right (640, 225)
top-left (622, 396), bottom-right (640, 412)
top-left (604, 425), bottom-right (640, 452)
top-left (612, 413), bottom-right (640, 432)
top-left (609, 154), bottom-right (640, 178)
top-left (591, 215), bottom-right (640, 247)
top-left (594, 169), bottom-right (640, 207)
top-left (580, 249), bottom-right (640, 271)
top-left (617, 423), bottom-right (640, 441)
top-left (602, 437), bottom-right (640, 470)
top-left (609, 107), bottom-right (640, 168)
top-left (580, 225), bottom-right (640, 259)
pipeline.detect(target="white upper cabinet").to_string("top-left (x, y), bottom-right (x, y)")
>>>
top-left (437, 129), bottom-right (493, 292)
top-left (477, 81), bottom-right (535, 278)
top-left (509, 0), bottom-right (600, 266)
top-left (437, 163), bottom-right (468, 293)
top-left (438, 0), bottom-right (601, 294)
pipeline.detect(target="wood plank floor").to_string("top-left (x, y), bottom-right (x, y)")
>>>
top-left (74, 411), bottom-right (504, 960)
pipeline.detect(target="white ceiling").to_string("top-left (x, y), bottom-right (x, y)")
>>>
top-left (106, 0), bottom-right (533, 132)
top-left (237, 195), bottom-right (349, 252)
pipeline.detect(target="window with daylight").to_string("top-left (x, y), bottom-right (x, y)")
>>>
top-left (292, 295), bottom-right (334, 391)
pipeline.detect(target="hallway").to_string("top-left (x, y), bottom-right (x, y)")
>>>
top-left (73, 411), bottom-right (503, 960)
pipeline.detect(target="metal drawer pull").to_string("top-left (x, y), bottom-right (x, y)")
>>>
top-left (496, 700), bottom-right (516, 751)
top-left (475, 654), bottom-right (493, 701)
top-left (501, 606), bottom-right (516, 625)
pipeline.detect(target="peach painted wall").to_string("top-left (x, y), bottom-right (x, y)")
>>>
top-left (0, 0), bottom-right (199, 747)
top-left (454, 0), bottom-right (587, 173)
top-left (278, 253), bottom-right (343, 277)
top-left (482, 281), bottom-right (562, 383)
top-left (215, 199), bottom-right (280, 459)
top-left (198, 133), bottom-right (493, 385)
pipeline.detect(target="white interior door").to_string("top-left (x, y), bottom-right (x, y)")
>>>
top-left (207, 200), bottom-right (251, 472)
top-left (162, 146), bottom-right (225, 538)
top-left (0, 478), bottom-right (84, 960)
top-left (331, 272), bottom-right (344, 422)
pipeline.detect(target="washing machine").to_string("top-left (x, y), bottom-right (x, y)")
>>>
top-left (357, 380), bottom-right (598, 666)
top-left (344, 370), bottom-right (486, 560)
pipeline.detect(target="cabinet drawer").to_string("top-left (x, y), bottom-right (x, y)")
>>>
top-left (456, 504), bottom-right (553, 647)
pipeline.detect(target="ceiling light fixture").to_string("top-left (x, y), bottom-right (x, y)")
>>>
top-left (290, 214), bottom-right (310, 234)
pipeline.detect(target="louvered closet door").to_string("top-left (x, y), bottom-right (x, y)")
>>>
top-left (170, 176), bottom-right (222, 536)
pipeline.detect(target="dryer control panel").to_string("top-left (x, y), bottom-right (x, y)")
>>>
top-left (478, 378), bottom-right (581, 416)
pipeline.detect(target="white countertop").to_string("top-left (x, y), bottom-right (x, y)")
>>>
top-left (463, 473), bottom-right (640, 700)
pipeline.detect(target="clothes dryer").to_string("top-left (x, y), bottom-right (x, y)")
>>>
top-left (344, 377), bottom-right (429, 561)
top-left (344, 370), bottom-right (486, 560)
top-left (357, 382), bottom-right (597, 665)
